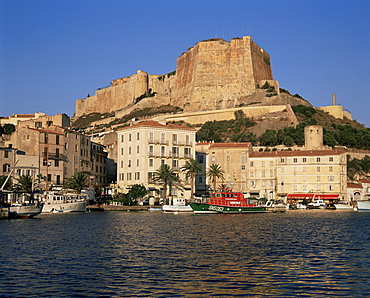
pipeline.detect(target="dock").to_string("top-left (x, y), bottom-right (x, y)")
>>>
top-left (87, 205), bottom-right (150, 212)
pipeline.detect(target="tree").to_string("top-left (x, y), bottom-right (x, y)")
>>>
top-left (153, 164), bottom-right (179, 204)
top-left (127, 184), bottom-right (147, 205)
top-left (181, 158), bottom-right (202, 199)
top-left (14, 174), bottom-right (33, 192)
top-left (3, 124), bottom-right (15, 135)
top-left (64, 172), bottom-right (89, 194)
top-left (207, 164), bottom-right (225, 191)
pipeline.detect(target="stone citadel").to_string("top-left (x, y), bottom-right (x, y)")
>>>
top-left (75, 36), bottom-right (279, 118)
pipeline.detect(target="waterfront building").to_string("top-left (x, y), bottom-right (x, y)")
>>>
top-left (347, 182), bottom-right (363, 202)
top-left (205, 143), bottom-right (253, 193)
top-left (91, 141), bottom-right (108, 189)
top-left (116, 121), bottom-right (196, 198)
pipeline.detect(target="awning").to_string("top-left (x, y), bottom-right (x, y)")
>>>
top-left (314, 194), bottom-right (339, 200)
top-left (287, 194), bottom-right (315, 200)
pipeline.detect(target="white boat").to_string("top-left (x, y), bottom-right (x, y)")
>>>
top-left (333, 201), bottom-right (355, 211)
top-left (2, 192), bottom-right (43, 219)
top-left (357, 197), bottom-right (370, 211)
top-left (264, 200), bottom-right (287, 213)
top-left (162, 197), bottom-right (193, 213)
top-left (307, 199), bottom-right (326, 209)
top-left (41, 192), bottom-right (88, 213)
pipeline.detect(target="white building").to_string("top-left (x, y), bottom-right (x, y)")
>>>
top-left (116, 121), bottom-right (196, 198)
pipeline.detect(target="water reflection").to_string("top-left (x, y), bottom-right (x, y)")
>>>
top-left (1, 211), bottom-right (370, 297)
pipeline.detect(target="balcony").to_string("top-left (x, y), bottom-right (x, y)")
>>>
top-left (148, 139), bottom-right (169, 145)
top-left (172, 140), bottom-right (193, 146)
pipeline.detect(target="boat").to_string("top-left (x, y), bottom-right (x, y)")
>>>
top-left (264, 200), bottom-right (287, 213)
top-left (148, 207), bottom-right (162, 212)
top-left (356, 196), bottom-right (370, 211)
top-left (162, 197), bottom-right (193, 213)
top-left (51, 207), bottom-right (73, 213)
top-left (189, 188), bottom-right (267, 214)
top-left (306, 199), bottom-right (326, 209)
top-left (41, 192), bottom-right (88, 213)
top-left (333, 201), bottom-right (355, 211)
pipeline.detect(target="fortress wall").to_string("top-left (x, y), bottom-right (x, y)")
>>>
top-left (154, 105), bottom-right (289, 125)
top-left (250, 38), bottom-right (273, 84)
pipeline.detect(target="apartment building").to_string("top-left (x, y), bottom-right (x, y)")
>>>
top-left (205, 143), bottom-right (253, 192)
top-left (250, 149), bottom-right (347, 202)
top-left (91, 141), bottom-right (108, 188)
top-left (117, 121), bottom-right (196, 198)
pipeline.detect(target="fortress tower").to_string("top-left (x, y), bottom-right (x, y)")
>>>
top-left (304, 125), bottom-right (324, 150)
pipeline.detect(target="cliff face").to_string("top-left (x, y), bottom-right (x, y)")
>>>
top-left (75, 36), bottom-right (274, 117)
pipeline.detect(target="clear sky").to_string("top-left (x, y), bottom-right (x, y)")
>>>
top-left (1, 0), bottom-right (369, 127)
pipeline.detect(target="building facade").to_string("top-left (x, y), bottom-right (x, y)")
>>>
top-left (116, 121), bottom-right (196, 198)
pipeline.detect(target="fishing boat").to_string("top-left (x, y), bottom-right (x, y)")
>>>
top-left (41, 191), bottom-right (88, 213)
top-left (189, 188), bottom-right (267, 214)
top-left (162, 197), bottom-right (193, 213)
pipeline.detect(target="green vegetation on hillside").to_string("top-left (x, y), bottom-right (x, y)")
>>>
top-left (347, 155), bottom-right (370, 180)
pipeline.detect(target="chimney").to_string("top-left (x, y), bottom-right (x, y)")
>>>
top-left (332, 93), bottom-right (336, 106)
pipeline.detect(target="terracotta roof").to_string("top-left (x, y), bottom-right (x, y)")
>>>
top-left (27, 127), bottom-right (64, 135)
top-left (117, 121), bottom-right (196, 131)
top-left (209, 143), bottom-right (251, 149)
top-left (347, 182), bottom-right (363, 188)
top-left (359, 179), bottom-right (370, 183)
top-left (250, 149), bottom-right (345, 158)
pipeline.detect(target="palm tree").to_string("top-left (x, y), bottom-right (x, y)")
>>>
top-left (207, 164), bottom-right (225, 191)
top-left (64, 172), bottom-right (89, 194)
top-left (181, 158), bottom-right (202, 199)
top-left (153, 164), bottom-right (179, 204)
top-left (127, 184), bottom-right (147, 205)
top-left (14, 174), bottom-right (33, 193)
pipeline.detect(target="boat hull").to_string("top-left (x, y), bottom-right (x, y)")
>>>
top-left (162, 205), bottom-right (193, 213)
top-left (189, 202), bottom-right (267, 214)
top-left (8, 205), bottom-right (43, 219)
top-left (357, 201), bottom-right (370, 211)
top-left (42, 201), bottom-right (87, 213)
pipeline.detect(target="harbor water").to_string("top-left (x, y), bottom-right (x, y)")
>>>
top-left (1, 210), bottom-right (370, 297)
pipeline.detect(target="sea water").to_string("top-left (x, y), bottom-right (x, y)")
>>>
top-left (1, 210), bottom-right (370, 297)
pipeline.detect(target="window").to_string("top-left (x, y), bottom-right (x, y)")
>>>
top-left (197, 155), bottom-right (204, 163)
top-left (121, 135), bottom-right (124, 142)
top-left (161, 146), bottom-right (166, 157)
top-left (184, 147), bottom-right (191, 157)
top-left (148, 172), bottom-right (155, 183)
top-left (316, 157), bottom-right (321, 162)
top-left (329, 157), bottom-right (334, 162)
top-left (250, 171), bottom-right (254, 177)
top-left (3, 164), bottom-right (10, 172)
top-left (186, 135), bottom-right (190, 145)
top-left (303, 158), bottom-right (307, 162)
top-left (250, 161), bottom-right (254, 167)
top-left (56, 135), bottom-right (60, 145)
top-left (280, 167), bottom-right (284, 173)
top-left (261, 161), bottom-right (265, 167)
top-left (241, 165), bottom-right (246, 171)
top-left (44, 133), bottom-right (48, 144)
top-left (172, 134), bottom-right (178, 144)
top-left (270, 170), bottom-right (273, 177)
top-left (269, 181), bottom-right (274, 187)
top-left (121, 147), bottom-right (124, 155)
top-left (172, 159), bottom-right (179, 169)
top-left (135, 172), bottom-right (140, 180)
top-left (329, 166), bottom-right (333, 172)
top-left (55, 159), bottom-right (59, 167)
top-left (127, 173), bottom-right (132, 180)
top-left (128, 134), bottom-right (132, 141)
top-left (137, 132), bottom-right (140, 140)
top-left (137, 145), bottom-right (140, 154)
top-left (329, 185), bottom-right (333, 191)
top-left (128, 147), bottom-right (131, 154)
top-left (303, 176), bottom-right (306, 182)
top-left (35, 121), bottom-right (42, 128)
top-left (149, 145), bottom-right (154, 156)
top-left (4, 150), bottom-right (9, 158)
top-left (280, 158), bottom-right (285, 163)
top-left (328, 176), bottom-right (334, 181)
top-left (136, 159), bottom-right (140, 167)
top-left (121, 160), bottom-right (123, 168)
top-left (303, 167), bottom-right (306, 172)
top-left (293, 158), bottom-right (297, 163)
top-left (198, 176), bottom-right (203, 183)
top-left (161, 133), bottom-right (165, 142)
top-left (226, 156), bottom-right (230, 162)
top-left (149, 132), bottom-right (154, 142)
top-left (294, 185), bottom-right (297, 191)
top-left (269, 161), bottom-right (273, 167)
top-left (241, 155), bottom-right (246, 164)
top-left (317, 166), bottom-right (320, 172)
top-left (250, 181), bottom-right (255, 187)
top-left (128, 160), bottom-right (131, 167)
top-left (149, 159), bottom-right (154, 167)
top-left (261, 170), bottom-right (265, 177)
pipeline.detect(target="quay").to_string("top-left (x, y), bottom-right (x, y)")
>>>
top-left (87, 205), bottom-right (149, 212)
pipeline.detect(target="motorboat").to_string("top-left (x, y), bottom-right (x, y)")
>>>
top-left (332, 201), bottom-right (355, 211)
top-left (356, 196), bottom-right (370, 211)
top-left (307, 199), bottom-right (326, 209)
top-left (162, 197), bottom-right (193, 213)
top-left (264, 200), bottom-right (287, 213)
top-left (41, 192), bottom-right (88, 213)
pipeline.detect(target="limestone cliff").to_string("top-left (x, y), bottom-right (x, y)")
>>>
top-left (75, 36), bottom-right (275, 118)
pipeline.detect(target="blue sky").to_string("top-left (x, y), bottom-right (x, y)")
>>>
top-left (1, 0), bottom-right (369, 127)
